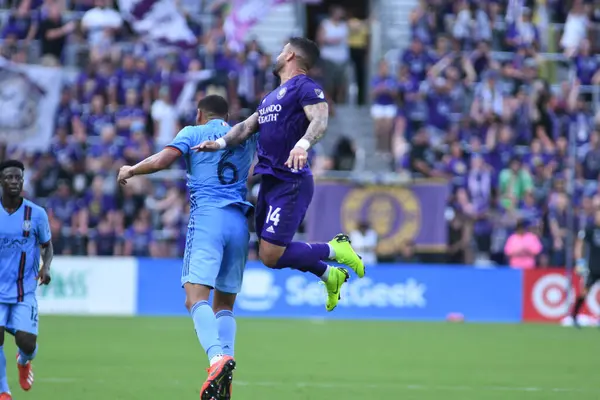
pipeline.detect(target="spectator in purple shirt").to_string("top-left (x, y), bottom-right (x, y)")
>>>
top-left (75, 175), bottom-right (117, 234)
top-left (574, 40), bottom-right (600, 86)
top-left (123, 124), bottom-right (152, 165)
top-left (505, 8), bottom-right (539, 51)
top-left (50, 127), bottom-right (83, 172)
top-left (371, 60), bottom-right (398, 154)
top-left (115, 89), bottom-right (147, 137)
top-left (77, 62), bottom-right (109, 104)
top-left (87, 217), bottom-right (121, 256)
top-left (425, 77), bottom-right (453, 144)
top-left (116, 183), bottom-right (145, 231)
top-left (522, 138), bottom-right (552, 172)
top-left (87, 124), bottom-right (124, 174)
top-left (401, 37), bottom-right (433, 81)
top-left (443, 142), bottom-right (468, 186)
top-left (46, 180), bottom-right (78, 228)
top-left (55, 87), bottom-right (78, 136)
top-left (124, 215), bottom-right (158, 257)
top-left (152, 56), bottom-right (176, 99)
top-left (109, 54), bottom-right (150, 106)
top-left (2, 3), bottom-right (36, 42)
top-left (73, 94), bottom-right (114, 138)
top-left (582, 131), bottom-right (600, 180)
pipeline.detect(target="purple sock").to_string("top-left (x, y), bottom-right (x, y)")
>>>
top-left (274, 242), bottom-right (330, 277)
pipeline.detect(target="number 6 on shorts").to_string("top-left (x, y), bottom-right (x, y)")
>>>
top-left (266, 206), bottom-right (281, 227)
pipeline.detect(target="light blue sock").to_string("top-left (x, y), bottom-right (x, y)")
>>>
top-left (216, 310), bottom-right (236, 357)
top-left (18, 345), bottom-right (37, 366)
top-left (0, 346), bottom-right (9, 394)
top-left (190, 301), bottom-right (223, 362)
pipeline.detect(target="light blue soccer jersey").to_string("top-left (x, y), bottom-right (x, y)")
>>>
top-left (0, 199), bottom-right (51, 304)
top-left (167, 119), bottom-right (257, 214)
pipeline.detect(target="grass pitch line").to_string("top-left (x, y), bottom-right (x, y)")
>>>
top-left (38, 378), bottom-right (599, 394)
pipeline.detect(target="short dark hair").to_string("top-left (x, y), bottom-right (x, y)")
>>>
top-left (0, 160), bottom-right (24, 173)
top-left (197, 95), bottom-right (229, 118)
top-left (289, 37), bottom-right (320, 70)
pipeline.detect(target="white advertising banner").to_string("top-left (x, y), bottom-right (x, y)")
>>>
top-left (37, 257), bottom-right (138, 316)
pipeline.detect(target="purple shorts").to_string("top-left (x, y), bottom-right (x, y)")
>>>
top-left (255, 174), bottom-right (314, 247)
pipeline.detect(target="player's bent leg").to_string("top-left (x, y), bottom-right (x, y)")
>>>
top-left (14, 332), bottom-right (35, 391)
top-left (259, 240), bottom-right (330, 280)
top-left (184, 283), bottom-right (224, 365)
top-left (7, 294), bottom-right (38, 392)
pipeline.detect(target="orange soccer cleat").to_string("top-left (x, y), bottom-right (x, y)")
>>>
top-left (0, 392), bottom-right (12, 400)
top-left (200, 356), bottom-right (236, 400)
top-left (16, 354), bottom-right (34, 391)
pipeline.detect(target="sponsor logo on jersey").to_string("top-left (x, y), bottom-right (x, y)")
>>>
top-left (314, 88), bottom-right (325, 99)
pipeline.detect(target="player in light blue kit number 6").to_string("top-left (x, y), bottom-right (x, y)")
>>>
top-left (117, 95), bottom-right (256, 400)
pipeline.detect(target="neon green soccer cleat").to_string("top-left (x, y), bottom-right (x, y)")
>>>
top-left (324, 267), bottom-right (350, 312)
top-left (328, 233), bottom-right (365, 278)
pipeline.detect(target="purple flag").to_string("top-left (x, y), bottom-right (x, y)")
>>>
top-left (305, 181), bottom-right (450, 255)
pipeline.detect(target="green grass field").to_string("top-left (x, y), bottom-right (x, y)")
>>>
top-left (4, 317), bottom-right (599, 399)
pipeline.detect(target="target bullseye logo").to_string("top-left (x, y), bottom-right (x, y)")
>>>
top-left (532, 274), bottom-right (573, 318)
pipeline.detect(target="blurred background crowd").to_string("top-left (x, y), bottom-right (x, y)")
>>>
top-left (0, 0), bottom-right (597, 268)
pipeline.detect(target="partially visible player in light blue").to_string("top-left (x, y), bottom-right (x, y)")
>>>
top-left (117, 95), bottom-right (255, 399)
top-left (0, 160), bottom-right (53, 400)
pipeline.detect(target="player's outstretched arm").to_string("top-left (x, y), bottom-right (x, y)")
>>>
top-left (301, 102), bottom-right (329, 147)
top-left (118, 148), bottom-right (181, 185)
top-left (285, 102), bottom-right (329, 170)
top-left (192, 112), bottom-right (259, 152)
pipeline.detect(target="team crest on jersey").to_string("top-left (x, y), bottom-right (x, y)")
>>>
top-left (314, 88), bottom-right (325, 99)
top-left (277, 87), bottom-right (287, 100)
top-left (22, 220), bottom-right (31, 232)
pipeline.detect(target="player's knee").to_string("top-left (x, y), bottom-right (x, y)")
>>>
top-left (258, 245), bottom-right (285, 268)
top-left (213, 291), bottom-right (236, 312)
top-left (259, 252), bottom-right (281, 269)
top-left (15, 331), bottom-right (36, 354)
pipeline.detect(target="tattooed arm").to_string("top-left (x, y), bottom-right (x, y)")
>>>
top-left (285, 102), bottom-right (329, 170)
top-left (300, 102), bottom-right (329, 147)
top-left (193, 113), bottom-right (260, 152)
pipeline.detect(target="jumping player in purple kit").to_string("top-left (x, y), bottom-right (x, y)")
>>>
top-left (194, 37), bottom-right (365, 312)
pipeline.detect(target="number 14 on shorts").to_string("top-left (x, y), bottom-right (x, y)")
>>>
top-left (266, 206), bottom-right (281, 230)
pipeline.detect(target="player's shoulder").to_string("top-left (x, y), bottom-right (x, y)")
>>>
top-left (23, 199), bottom-right (48, 218)
top-left (296, 75), bottom-right (323, 90)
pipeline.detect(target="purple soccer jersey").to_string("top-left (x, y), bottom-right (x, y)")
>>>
top-left (254, 74), bottom-right (326, 247)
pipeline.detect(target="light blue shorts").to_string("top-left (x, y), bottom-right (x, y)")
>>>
top-left (0, 293), bottom-right (38, 335)
top-left (181, 205), bottom-right (249, 294)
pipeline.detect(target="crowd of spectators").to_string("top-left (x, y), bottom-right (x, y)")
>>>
top-left (0, 0), bottom-right (291, 258)
top-left (368, 0), bottom-right (600, 266)
top-left (2, 0), bottom-right (599, 267)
